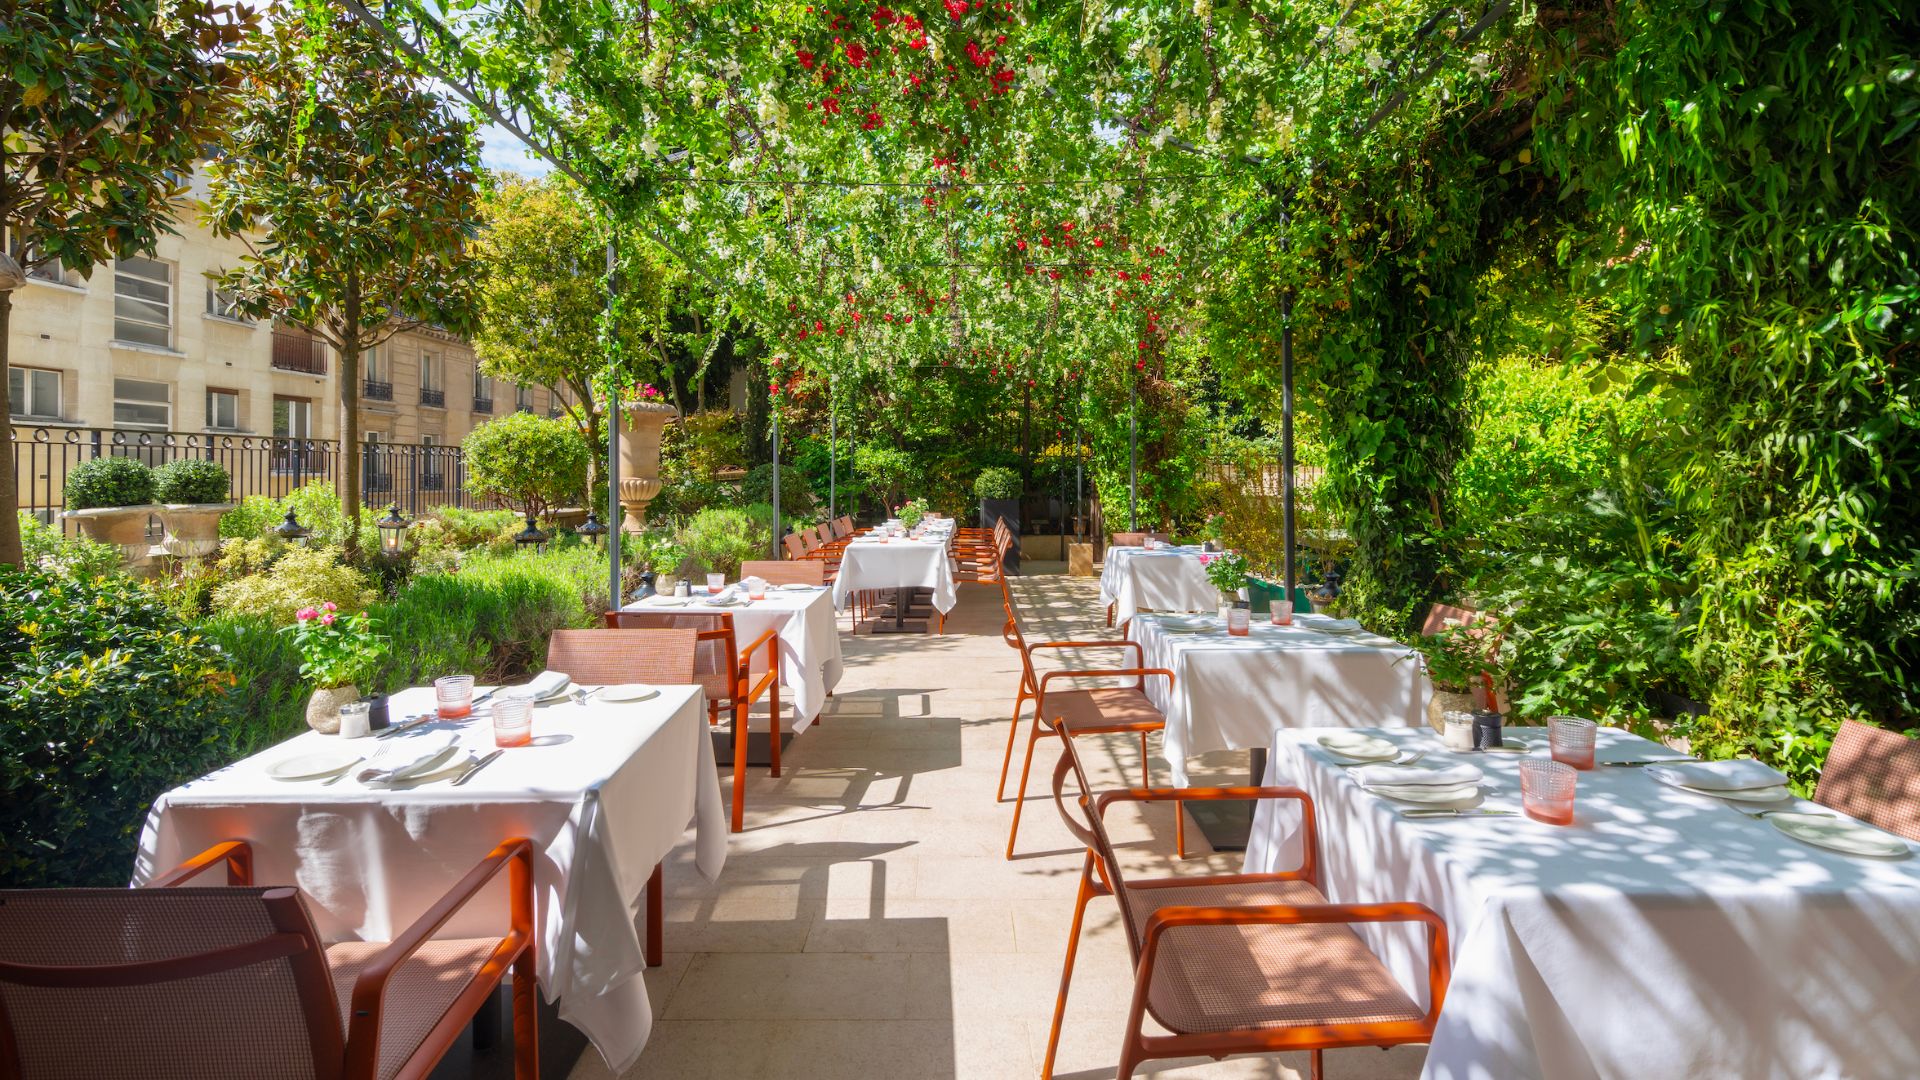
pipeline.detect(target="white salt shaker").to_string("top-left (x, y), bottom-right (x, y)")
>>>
top-left (337, 700), bottom-right (372, 740)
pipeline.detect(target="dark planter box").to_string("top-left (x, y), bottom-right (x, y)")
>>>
top-left (979, 498), bottom-right (1020, 573)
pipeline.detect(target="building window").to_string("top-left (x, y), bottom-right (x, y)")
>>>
top-left (206, 283), bottom-right (245, 321)
top-left (206, 388), bottom-right (239, 430)
top-left (516, 384), bottom-right (534, 412)
top-left (421, 353), bottom-right (441, 392)
top-left (113, 377), bottom-right (171, 428)
top-left (113, 257), bottom-right (173, 348)
top-left (363, 344), bottom-right (383, 383)
top-left (5, 232), bottom-right (71, 285)
top-left (273, 396), bottom-right (312, 438)
top-left (8, 367), bottom-right (61, 421)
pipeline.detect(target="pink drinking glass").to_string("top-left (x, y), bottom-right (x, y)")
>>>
top-left (1519, 759), bottom-right (1577, 825)
top-left (434, 675), bottom-right (474, 719)
top-left (491, 695), bottom-right (533, 748)
top-left (1548, 715), bottom-right (1598, 770)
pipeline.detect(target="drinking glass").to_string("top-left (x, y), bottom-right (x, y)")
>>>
top-left (435, 675), bottom-right (475, 719)
top-left (1548, 715), bottom-right (1598, 770)
top-left (707, 573), bottom-right (726, 595)
top-left (744, 576), bottom-right (767, 601)
top-left (337, 700), bottom-right (371, 739)
top-left (1226, 603), bottom-right (1251, 637)
top-left (492, 695), bottom-right (533, 748)
top-left (1519, 759), bottom-right (1577, 825)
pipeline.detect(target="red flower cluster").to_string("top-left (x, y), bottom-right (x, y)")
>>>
top-left (796, 48), bottom-right (816, 69)
top-left (845, 41), bottom-right (869, 67)
top-left (965, 40), bottom-right (995, 67)
top-left (944, 0), bottom-right (969, 20)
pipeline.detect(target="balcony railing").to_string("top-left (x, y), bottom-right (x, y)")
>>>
top-left (271, 329), bottom-right (327, 375)
top-left (472, 397), bottom-right (493, 414)
top-left (420, 387), bottom-right (445, 408)
top-left (363, 380), bottom-right (393, 401)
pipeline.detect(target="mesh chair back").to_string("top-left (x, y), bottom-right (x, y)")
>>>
top-left (548, 626), bottom-right (700, 687)
top-left (1047, 731), bottom-right (1143, 957)
top-left (782, 533), bottom-right (808, 559)
top-left (830, 517), bottom-right (850, 539)
top-left (0, 886), bottom-right (344, 1080)
top-left (1109, 532), bottom-right (1169, 548)
top-left (741, 559), bottom-right (825, 585)
top-left (811, 524), bottom-right (833, 548)
top-left (1815, 719), bottom-right (1920, 842)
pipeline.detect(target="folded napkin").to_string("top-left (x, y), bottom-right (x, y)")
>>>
top-left (1645, 759), bottom-right (1788, 792)
top-left (521, 669), bottom-right (570, 700)
top-left (1355, 762), bottom-right (1484, 788)
top-left (1317, 618), bottom-right (1364, 632)
top-left (359, 730), bottom-right (462, 784)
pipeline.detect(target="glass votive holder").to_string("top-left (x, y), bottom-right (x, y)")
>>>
top-left (1442, 711), bottom-right (1476, 752)
top-left (1549, 715), bottom-right (1598, 770)
top-left (435, 675), bottom-right (475, 719)
top-left (492, 695), bottom-right (534, 748)
top-left (706, 573), bottom-right (726, 594)
top-left (1226, 601), bottom-right (1251, 636)
top-left (337, 700), bottom-right (371, 739)
top-left (1519, 759), bottom-right (1577, 825)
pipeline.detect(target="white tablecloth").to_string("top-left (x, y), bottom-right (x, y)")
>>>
top-left (133, 683), bottom-right (727, 1073)
top-left (624, 586), bottom-right (843, 730)
top-left (831, 537), bottom-right (958, 614)
top-left (1130, 612), bottom-right (1429, 784)
top-left (1098, 546), bottom-right (1219, 623)
top-left (1245, 725), bottom-right (1920, 1080)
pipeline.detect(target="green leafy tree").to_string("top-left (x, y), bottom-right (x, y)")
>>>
top-left (462, 412), bottom-right (591, 523)
top-left (206, 11), bottom-right (483, 553)
top-left (0, 0), bottom-right (256, 566)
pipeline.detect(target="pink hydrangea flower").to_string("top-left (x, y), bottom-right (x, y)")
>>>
top-left (322, 601), bottom-right (338, 612)
top-left (319, 612), bottom-right (336, 627)
top-left (296, 607), bottom-right (319, 622)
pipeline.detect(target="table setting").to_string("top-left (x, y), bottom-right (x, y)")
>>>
top-left (830, 512), bottom-right (959, 629)
top-left (133, 672), bottom-right (728, 1072)
top-left (624, 573), bottom-right (844, 728)
top-left (1243, 721), bottom-right (1920, 1078)
top-left (1098, 543), bottom-right (1219, 625)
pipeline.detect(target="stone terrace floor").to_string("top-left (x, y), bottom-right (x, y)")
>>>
top-left (570, 566), bottom-right (1425, 1080)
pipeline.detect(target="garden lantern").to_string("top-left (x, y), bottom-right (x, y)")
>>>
top-left (274, 508), bottom-right (311, 543)
top-left (514, 512), bottom-right (551, 555)
top-left (576, 509), bottom-right (608, 547)
top-left (376, 504), bottom-right (411, 557)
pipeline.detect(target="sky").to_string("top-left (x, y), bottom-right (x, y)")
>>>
top-left (475, 121), bottom-right (553, 177)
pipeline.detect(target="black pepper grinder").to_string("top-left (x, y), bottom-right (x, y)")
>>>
top-left (1472, 709), bottom-right (1504, 751)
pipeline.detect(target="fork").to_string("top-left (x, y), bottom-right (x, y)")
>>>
top-left (1339, 750), bottom-right (1427, 769)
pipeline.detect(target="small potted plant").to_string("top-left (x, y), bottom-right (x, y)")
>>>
top-left (153, 458), bottom-right (235, 558)
top-left (898, 496), bottom-right (929, 530)
top-left (1203, 551), bottom-right (1250, 618)
top-left (284, 602), bottom-right (389, 734)
top-left (60, 456), bottom-right (160, 570)
top-left (1417, 623), bottom-right (1508, 730)
top-left (974, 466), bottom-right (1022, 570)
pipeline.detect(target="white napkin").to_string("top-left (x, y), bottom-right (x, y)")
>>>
top-left (359, 730), bottom-right (462, 784)
top-left (1355, 762), bottom-right (1484, 788)
top-left (1645, 759), bottom-right (1789, 792)
top-left (1317, 618), bottom-right (1365, 633)
top-left (522, 670), bottom-right (570, 700)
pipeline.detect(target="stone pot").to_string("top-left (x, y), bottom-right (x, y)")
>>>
top-left (158, 502), bottom-right (235, 558)
top-left (618, 401), bottom-right (678, 532)
top-left (306, 684), bottom-right (359, 735)
top-left (62, 504), bottom-right (161, 570)
top-left (549, 507), bottom-right (589, 530)
top-left (1427, 688), bottom-right (1477, 733)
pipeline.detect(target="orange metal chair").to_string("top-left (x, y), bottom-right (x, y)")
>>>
top-left (596, 615), bottom-right (780, 833)
top-left (0, 837), bottom-right (539, 1080)
top-left (1815, 719), bottom-right (1920, 841)
top-left (740, 559), bottom-right (826, 586)
top-left (1043, 723), bottom-right (1450, 1080)
top-left (999, 574), bottom-right (1183, 859)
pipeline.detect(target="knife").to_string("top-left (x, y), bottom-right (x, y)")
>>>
top-left (377, 714), bottom-right (437, 740)
top-left (1400, 808), bottom-right (1518, 818)
top-left (471, 687), bottom-right (498, 707)
top-left (450, 749), bottom-right (504, 787)
top-left (1599, 758), bottom-right (1695, 768)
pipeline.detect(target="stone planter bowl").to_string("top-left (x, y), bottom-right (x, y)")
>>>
top-left (306, 684), bottom-right (360, 735)
top-left (159, 502), bottom-right (236, 558)
top-left (61, 504), bottom-right (162, 571)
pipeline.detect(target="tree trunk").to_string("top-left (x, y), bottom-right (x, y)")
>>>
top-left (567, 377), bottom-right (601, 509)
top-left (339, 279), bottom-right (363, 556)
top-left (0, 291), bottom-right (21, 567)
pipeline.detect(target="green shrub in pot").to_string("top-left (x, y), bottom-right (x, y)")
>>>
top-left (63, 456), bottom-right (155, 510)
top-left (974, 466), bottom-right (1022, 501)
top-left (153, 459), bottom-right (232, 505)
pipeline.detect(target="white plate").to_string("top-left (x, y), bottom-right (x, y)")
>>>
top-left (268, 749), bottom-right (365, 781)
top-left (780, 583), bottom-right (814, 591)
top-left (1673, 782), bottom-right (1793, 803)
top-left (1768, 812), bottom-right (1911, 858)
top-left (1317, 733), bottom-right (1399, 762)
top-left (1365, 782), bottom-right (1482, 805)
top-left (597, 684), bottom-right (661, 703)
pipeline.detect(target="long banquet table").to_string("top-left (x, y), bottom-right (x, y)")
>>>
top-left (133, 683), bottom-right (727, 1073)
top-left (623, 584), bottom-right (843, 729)
top-left (1129, 611), bottom-right (1430, 784)
top-left (1098, 544), bottom-right (1219, 624)
top-left (1244, 724), bottom-right (1920, 1080)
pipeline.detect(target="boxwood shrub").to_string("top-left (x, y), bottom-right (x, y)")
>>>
top-left (153, 458), bottom-right (232, 504)
top-left (63, 455), bottom-right (155, 510)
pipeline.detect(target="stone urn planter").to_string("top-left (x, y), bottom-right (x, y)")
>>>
top-left (1427, 688), bottom-right (1477, 733)
top-left (158, 502), bottom-right (235, 558)
top-left (306, 684), bottom-right (359, 735)
top-left (618, 401), bottom-right (678, 532)
top-left (62, 505), bottom-right (162, 571)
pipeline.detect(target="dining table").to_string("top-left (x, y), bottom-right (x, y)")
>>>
top-left (132, 682), bottom-right (727, 1074)
top-left (1098, 543), bottom-right (1220, 625)
top-left (1243, 724), bottom-right (1920, 1080)
top-left (1129, 611), bottom-right (1431, 785)
top-left (830, 520), bottom-right (958, 631)
top-left (623, 582), bottom-right (843, 730)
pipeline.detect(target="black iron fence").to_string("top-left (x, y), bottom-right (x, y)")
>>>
top-left (11, 424), bottom-right (491, 534)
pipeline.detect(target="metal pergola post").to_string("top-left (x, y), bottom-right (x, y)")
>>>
top-left (771, 399), bottom-right (782, 559)
top-left (1280, 208), bottom-right (1297, 604)
top-left (828, 376), bottom-right (837, 521)
top-left (1127, 373), bottom-right (1138, 531)
top-left (605, 238), bottom-right (621, 607)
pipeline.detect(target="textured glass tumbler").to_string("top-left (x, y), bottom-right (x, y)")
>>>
top-left (435, 675), bottom-right (474, 719)
top-left (1549, 715), bottom-right (1598, 770)
top-left (1520, 759), bottom-right (1577, 825)
top-left (492, 695), bottom-right (533, 748)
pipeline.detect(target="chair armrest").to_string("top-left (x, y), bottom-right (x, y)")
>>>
top-left (1037, 667), bottom-right (1173, 697)
top-left (1096, 786), bottom-right (1317, 884)
top-left (1029, 639), bottom-right (1145, 665)
top-left (149, 840), bottom-right (253, 888)
top-left (344, 838), bottom-right (536, 1077)
top-left (734, 626), bottom-right (782, 705)
top-left (1139, 900), bottom-right (1450, 1024)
